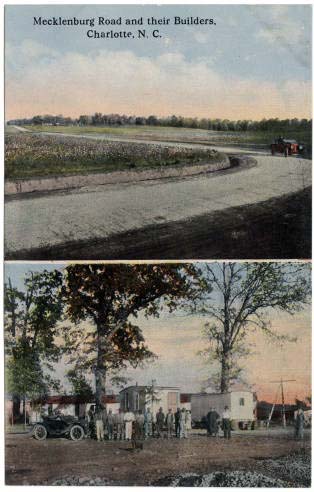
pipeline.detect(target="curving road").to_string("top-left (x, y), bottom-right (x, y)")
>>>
top-left (4, 140), bottom-right (311, 259)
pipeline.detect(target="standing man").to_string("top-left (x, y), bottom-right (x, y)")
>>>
top-left (185, 410), bottom-right (192, 436)
top-left (206, 408), bottom-right (213, 436)
top-left (115, 409), bottom-right (125, 441)
top-left (175, 408), bottom-right (181, 438)
top-left (179, 408), bottom-right (187, 438)
top-left (106, 409), bottom-right (114, 440)
top-left (165, 408), bottom-right (174, 439)
top-left (208, 407), bottom-right (220, 437)
top-left (144, 407), bottom-right (153, 439)
top-left (222, 405), bottom-right (231, 439)
top-left (295, 406), bottom-right (305, 440)
top-left (87, 404), bottom-right (96, 439)
top-left (156, 407), bottom-right (165, 438)
top-left (136, 410), bottom-right (145, 441)
top-left (95, 405), bottom-right (105, 442)
top-left (124, 408), bottom-right (135, 441)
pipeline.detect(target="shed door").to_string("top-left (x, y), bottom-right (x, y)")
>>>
top-left (167, 392), bottom-right (178, 412)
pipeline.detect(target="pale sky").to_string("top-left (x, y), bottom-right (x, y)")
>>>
top-left (5, 262), bottom-right (311, 403)
top-left (5, 4), bottom-right (312, 120)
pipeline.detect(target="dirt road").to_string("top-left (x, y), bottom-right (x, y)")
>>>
top-left (5, 430), bottom-right (310, 485)
top-left (5, 142), bottom-right (311, 259)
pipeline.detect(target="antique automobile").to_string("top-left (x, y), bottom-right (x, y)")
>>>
top-left (32, 414), bottom-right (87, 441)
top-left (270, 137), bottom-right (304, 156)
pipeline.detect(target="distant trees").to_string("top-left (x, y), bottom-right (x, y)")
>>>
top-left (197, 263), bottom-right (311, 393)
top-left (7, 113), bottom-right (312, 134)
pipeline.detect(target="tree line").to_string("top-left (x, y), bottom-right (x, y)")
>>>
top-left (5, 263), bottom-right (311, 419)
top-left (7, 113), bottom-right (312, 132)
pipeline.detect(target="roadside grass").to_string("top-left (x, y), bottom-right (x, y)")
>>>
top-left (21, 124), bottom-right (312, 149)
top-left (5, 133), bottom-right (226, 180)
top-left (4, 125), bottom-right (22, 134)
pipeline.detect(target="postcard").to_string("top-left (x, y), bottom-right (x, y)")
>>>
top-left (3, 3), bottom-right (312, 488)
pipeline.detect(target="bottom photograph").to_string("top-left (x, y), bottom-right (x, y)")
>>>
top-left (4, 261), bottom-right (311, 487)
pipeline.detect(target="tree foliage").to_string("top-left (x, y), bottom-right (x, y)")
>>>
top-left (62, 264), bottom-right (199, 406)
top-left (197, 262), bottom-right (311, 393)
top-left (5, 270), bottom-right (63, 400)
top-left (66, 368), bottom-right (94, 400)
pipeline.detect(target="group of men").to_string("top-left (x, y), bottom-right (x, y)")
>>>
top-left (88, 406), bottom-right (192, 442)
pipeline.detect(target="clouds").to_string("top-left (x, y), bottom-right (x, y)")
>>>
top-left (5, 43), bottom-right (311, 120)
top-left (252, 5), bottom-right (311, 67)
top-left (254, 5), bottom-right (305, 46)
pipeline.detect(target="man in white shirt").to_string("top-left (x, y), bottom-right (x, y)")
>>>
top-left (124, 409), bottom-right (135, 440)
top-left (222, 405), bottom-right (231, 439)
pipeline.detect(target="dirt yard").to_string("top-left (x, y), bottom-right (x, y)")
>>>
top-left (5, 429), bottom-right (311, 486)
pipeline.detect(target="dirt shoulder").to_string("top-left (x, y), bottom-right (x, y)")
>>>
top-left (8, 187), bottom-right (310, 261)
top-left (5, 431), bottom-right (310, 486)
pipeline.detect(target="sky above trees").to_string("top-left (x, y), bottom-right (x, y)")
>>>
top-left (5, 4), bottom-right (311, 120)
top-left (5, 262), bottom-right (311, 403)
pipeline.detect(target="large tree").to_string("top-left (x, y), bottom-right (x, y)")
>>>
top-left (5, 270), bottom-right (63, 418)
top-left (197, 262), bottom-right (310, 393)
top-left (62, 264), bottom-right (199, 407)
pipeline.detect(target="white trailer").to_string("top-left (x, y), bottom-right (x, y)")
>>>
top-left (191, 391), bottom-right (255, 429)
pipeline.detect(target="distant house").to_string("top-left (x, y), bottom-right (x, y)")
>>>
top-left (120, 385), bottom-right (180, 414)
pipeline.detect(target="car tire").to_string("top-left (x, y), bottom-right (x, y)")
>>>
top-left (70, 424), bottom-right (85, 441)
top-left (33, 424), bottom-right (47, 440)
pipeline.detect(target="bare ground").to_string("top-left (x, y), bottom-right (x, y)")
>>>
top-left (7, 187), bottom-right (311, 260)
top-left (5, 430), bottom-right (311, 486)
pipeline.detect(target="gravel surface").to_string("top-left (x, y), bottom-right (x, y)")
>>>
top-left (48, 453), bottom-right (310, 487)
top-left (5, 150), bottom-right (311, 258)
top-left (151, 452), bottom-right (311, 487)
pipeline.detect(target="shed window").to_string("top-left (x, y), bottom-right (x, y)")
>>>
top-left (239, 398), bottom-right (245, 406)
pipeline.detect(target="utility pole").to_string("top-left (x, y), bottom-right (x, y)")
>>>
top-left (268, 379), bottom-right (296, 427)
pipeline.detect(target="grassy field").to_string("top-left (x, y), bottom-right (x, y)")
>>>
top-left (5, 132), bottom-right (226, 180)
top-left (21, 124), bottom-right (312, 148)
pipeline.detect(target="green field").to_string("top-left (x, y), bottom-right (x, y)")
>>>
top-left (5, 132), bottom-right (226, 180)
top-left (22, 124), bottom-right (312, 149)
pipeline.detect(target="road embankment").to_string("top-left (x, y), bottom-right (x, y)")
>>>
top-left (5, 155), bottom-right (255, 197)
top-left (5, 155), bottom-right (237, 196)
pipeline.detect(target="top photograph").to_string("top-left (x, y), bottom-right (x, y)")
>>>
top-left (4, 4), bottom-right (312, 261)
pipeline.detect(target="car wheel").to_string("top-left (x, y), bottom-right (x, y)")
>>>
top-left (70, 424), bottom-right (85, 441)
top-left (33, 424), bottom-right (47, 440)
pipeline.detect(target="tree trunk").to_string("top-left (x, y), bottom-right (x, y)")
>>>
top-left (12, 394), bottom-right (21, 424)
top-left (22, 397), bottom-right (26, 428)
top-left (220, 354), bottom-right (230, 393)
top-left (95, 327), bottom-right (107, 409)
